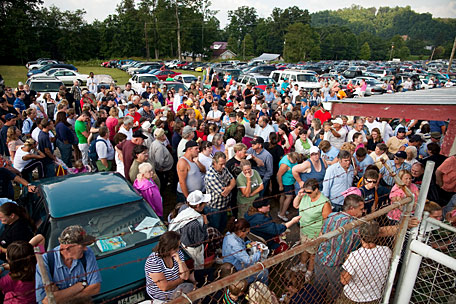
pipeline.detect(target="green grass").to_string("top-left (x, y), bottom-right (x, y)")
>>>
top-left (0, 65), bottom-right (203, 88)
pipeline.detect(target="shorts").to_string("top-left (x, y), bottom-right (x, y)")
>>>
top-left (283, 184), bottom-right (295, 195)
top-left (300, 233), bottom-right (318, 255)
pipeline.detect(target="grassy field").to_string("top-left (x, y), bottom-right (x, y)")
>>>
top-left (0, 65), bottom-right (202, 88)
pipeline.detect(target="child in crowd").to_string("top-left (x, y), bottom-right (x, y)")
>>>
top-left (281, 270), bottom-right (324, 304)
top-left (69, 160), bottom-right (91, 174)
top-left (134, 162), bottom-right (163, 218)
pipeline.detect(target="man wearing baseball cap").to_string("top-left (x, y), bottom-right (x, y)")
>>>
top-left (176, 140), bottom-right (206, 203)
top-left (36, 225), bottom-right (101, 303)
top-left (169, 190), bottom-right (210, 269)
top-left (327, 117), bottom-right (347, 150)
top-left (116, 129), bottom-right (148, 181)
top-left (379, 151), bottom-right (411, 187)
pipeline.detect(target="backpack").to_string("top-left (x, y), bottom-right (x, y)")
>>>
top-left (47, 250), bottom-right (87, 281)
top-left (88, 138), bottom-right (108, 163)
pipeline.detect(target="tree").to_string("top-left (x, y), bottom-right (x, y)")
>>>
top-left (283, 23), bottom-right (320, 62)
top-left (227, 36), bottom-right (239, 54)
top-left (242, 33), bottom-right (254, 57)
top-left (359, 42), bottom-right (371, 60)
top-left (226, 6), bottom-right (257, 46)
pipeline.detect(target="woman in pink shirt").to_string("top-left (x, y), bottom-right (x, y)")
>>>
top-left (106, 107), bottom-right (119, 142)
top-left (0, 241), bottom-right (36, 303)
top-left (387, 169), bottom-right (419, 223)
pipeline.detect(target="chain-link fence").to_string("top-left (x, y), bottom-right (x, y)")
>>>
top-left (168, 196), bottom-right (413, 304)
top-left (409, 217), bottom-right (456, 304)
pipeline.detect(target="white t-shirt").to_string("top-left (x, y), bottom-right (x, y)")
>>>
top-left (207, 110), bottom-right (222, 126)
top-left (365, 120), bottom-right (382, 133)
top-left (347, 129), bottom-right (367, 143)
top-left (343, 246), bottom-right (392, 302)
top-left (31, 127), bottom-right (55, 149)
top-left (198, 153), bottom-right (212, 173)
top-left (13, 146), bottom-right (32, 171)
top-left (327, 127), bottom-right (348, 150)
top-left (118, 126), bottom-right (133, 140)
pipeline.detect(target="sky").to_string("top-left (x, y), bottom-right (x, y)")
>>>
top-left (43, 0), bottom-right (456, 28)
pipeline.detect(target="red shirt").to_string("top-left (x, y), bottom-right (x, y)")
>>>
top-left (314, 110), bottom-right (332, 124)
top-left (127, 112), bottom-right (142, 131)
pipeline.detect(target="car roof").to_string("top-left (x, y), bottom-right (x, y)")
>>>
top-left (38, 172), bottom-right (142, 218)
top-left (28, 76), bottom-right (62, 82)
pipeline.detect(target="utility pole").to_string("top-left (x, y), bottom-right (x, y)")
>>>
top-left (144, 22), bottom-right (150, 59)
top-left (447, 37), bottom-right (456, 74)
top-left (243, 38), bottom-right (245, 60)
top-left (201, 0), bottom-right (204, 56)
top-left (175, 0), bottom-right (182, 61)
top-left (429, 47), bottom-right (436, 61)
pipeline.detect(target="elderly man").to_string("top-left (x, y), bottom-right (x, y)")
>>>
top-left (254, 116), bottom-right (275, 143)
top-left (177, 126), bottom-right (196, 158)
top-left (326, 117), bottom-right (347, 150)
top-left (150, 128), bottom-right (173, 189)
top-left (177, 140), bottom-right (206, 203)
top-left (36, 225), bottom-right (102, 304)
top-left (322, 150), bottom-right (355, 212)
top-left (205, 151), bottom-right (236, 233)
top-left (347, 118), bottom-right (368, 143)
top-left (379, 151), bottom-right (411, 188)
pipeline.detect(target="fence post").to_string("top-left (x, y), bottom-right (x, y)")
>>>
top-left (392, 161), bottom-right (435, 304)
top-left (35, 247), bottom-right (56, 304)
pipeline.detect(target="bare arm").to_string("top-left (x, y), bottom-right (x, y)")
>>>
top-left (292, 161), bottom-right (310, 187)
top-left (330, 128), bottom-right (341, 138)
top-left (435, 169), bottom-right (444, 187)
top-left (277, 163), bottom-right (288, 190)
top-left (177, 159), bottom-right (190, 197)
top-left (340, 270), bottom-right (352, 285)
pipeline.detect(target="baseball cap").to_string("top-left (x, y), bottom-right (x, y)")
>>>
top-left (183, 140), bottom-right (198, 152)
top-left (182, 125), bottom-right (195, 137)
top-left (141, 121), bottom-right (152, 131)
top-left (5, 113), bottom-right (17, 120)
top-left (58, 225), bottom-right (96, 245)
top-left (133, 130), bottom-right (148, 139)
top-left (394, 151), bottom-right (407, 159)
top-left (430, 132), bottom-right (441, 140)
top-left (226, 102), bottom-right (234, 107)
top-left (153, 128), bottom-right (165, 138)
top-left (81, 89), bottom-right (89, 95)
top-left (187, 190), bottom-right (211, 206)
top-left (409, 134), bottom-right (423, 143)
top-left (253, 198), bottom-right (270, 209)
top-left (397, 127), bottom-right (406, 133)
top-left (309, 146), bottom-right (320, 154)
top-left (142, 101), bottom-right (150, 107)
top-left (331, 117), bottom-right (343, 125)
top-left (250, 136), bottom-right (264, 145)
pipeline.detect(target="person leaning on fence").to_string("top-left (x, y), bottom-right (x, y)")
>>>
top-left (222, 218), bottom-right (268, 284)
top-left (169, 190), bottom-right (210, 270)
top-left (314, 194), bottom-right (419, 302)
top-left (292, 178), bottom-right (332, 281)
top-left (35, 225), bottom-right (102, 304)
top-left (338, 221), bottom-right (392, 304)
top-left (244, 198), bottom-right (300, 254)
top-left (145, 231), bottom-right (194, 303)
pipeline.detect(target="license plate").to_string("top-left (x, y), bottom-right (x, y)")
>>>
top-left (117, 291), bottom-right (146, 304)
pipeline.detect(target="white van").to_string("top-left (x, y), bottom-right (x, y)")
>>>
top-left (270, 69), bottom-right (322, 91)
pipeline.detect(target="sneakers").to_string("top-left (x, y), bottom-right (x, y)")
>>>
top-left (290, 262), bottom-right (307, 273)
top-left (305, 270), bottom-right (313, 282)
top-left (277, 213), bottom-right (289, 221)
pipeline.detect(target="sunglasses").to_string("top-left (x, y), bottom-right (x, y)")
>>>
top-left (304, 190), bottom-right (314, 194)
top-left (366, 179), bottom-right (377, 184)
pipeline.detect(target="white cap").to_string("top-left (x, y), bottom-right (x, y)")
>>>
top-left (187, 190), bottom-right (211, 206)
top-left (141, 121), bottom-right (152, 130)
top-left (309, 146), bottom-right (320, 154)
top-left (331, 117), bottom-right (343, 125)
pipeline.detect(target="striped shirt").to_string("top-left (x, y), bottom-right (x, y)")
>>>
top-left (145, 251), bottom-right (185, 301)
top-left (380, 160), bottom-right (411, 187)
top-left (316, 212), bottom-right (360, 267)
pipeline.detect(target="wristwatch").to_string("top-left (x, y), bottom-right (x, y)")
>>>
top-left (81, 281), bottom-right (88, 289)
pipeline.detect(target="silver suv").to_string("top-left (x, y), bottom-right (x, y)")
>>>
top-left (26, 76), bottom-right (64, 115)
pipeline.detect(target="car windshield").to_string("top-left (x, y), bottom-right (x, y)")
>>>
top-left (30, 82), bottom-right (63, 92)
top-left (297, 75), bottom-right (318, 82)
top-left (139, 76), bottom-right (158, 83)
top-left (256, 78), bottom-right (275, 85)
top-left (183, 77), bottom-right (197, 82)
top-left (47, 200), bottom-right (165, 257)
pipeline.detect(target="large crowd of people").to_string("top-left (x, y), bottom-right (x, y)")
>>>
top-left (0, 72), bottom-right (455, 304)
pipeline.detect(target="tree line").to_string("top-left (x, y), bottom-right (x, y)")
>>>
top-left (0, 0), bottom-right (454, 64)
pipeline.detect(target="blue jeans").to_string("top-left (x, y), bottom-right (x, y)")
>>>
top-left (204, 205), bottom-right (228, 233)
top-left (259, 179), bottom-right (269, 198)
top-left (56, 139), bottom-right (72, 168)
top-left (44, 162), bottom-right (56, 178)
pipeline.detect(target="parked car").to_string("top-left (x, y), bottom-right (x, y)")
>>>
top-left (128, 62), bottom-right (159, 75)
top-left (158, 81), bottom-right (187, 92)
top-left (25, 76), bottom-right (64, 115)
top-left (49, 70), bottom-right (89, 86)
top-left (238, 74), bottom-right (277, 91)
top-left (152, 70), bottom-right (181, 81)
top-left (129, 74), bottom-right (160, 92)
top-left (27, 64), bottom-right (78, 78)
top-left (245, 65), bottom-right (277, 77)
top-left (94, 75), bottom-right (117, 91)
top-left (342, 66), bottom-right (365, 79)
top-left (173, 74), bottom-right (198, 89)
top-left (28, 60), bottom-right (59, 71)
top-left (21, 172), bottom-right (166, 304)
top-left (270, 69), bottom-right (322, 91)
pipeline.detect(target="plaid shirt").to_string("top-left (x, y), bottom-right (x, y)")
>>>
top-left (316, 212), bottom-right (360, 267)
top-left (380, 160), bottom-right (411, 186)
top-left (204, 166), bottom-right (234, 209)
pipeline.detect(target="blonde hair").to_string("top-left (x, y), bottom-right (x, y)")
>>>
top-left (137, 162), bottom-right (153, 181)
top-left (248, 282), bottom-right (278, 304)
top-left (6, 126), bottom-right (18, 143)
top-left (405, 146), bottom-right (417, 160)
top-left (341, 142), bottom-right (356, 155)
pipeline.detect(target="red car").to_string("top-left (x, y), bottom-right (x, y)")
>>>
top-left (177, 62), bottom-right (188, 68)
top-left (152, 70), bottom-right (181, 81)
